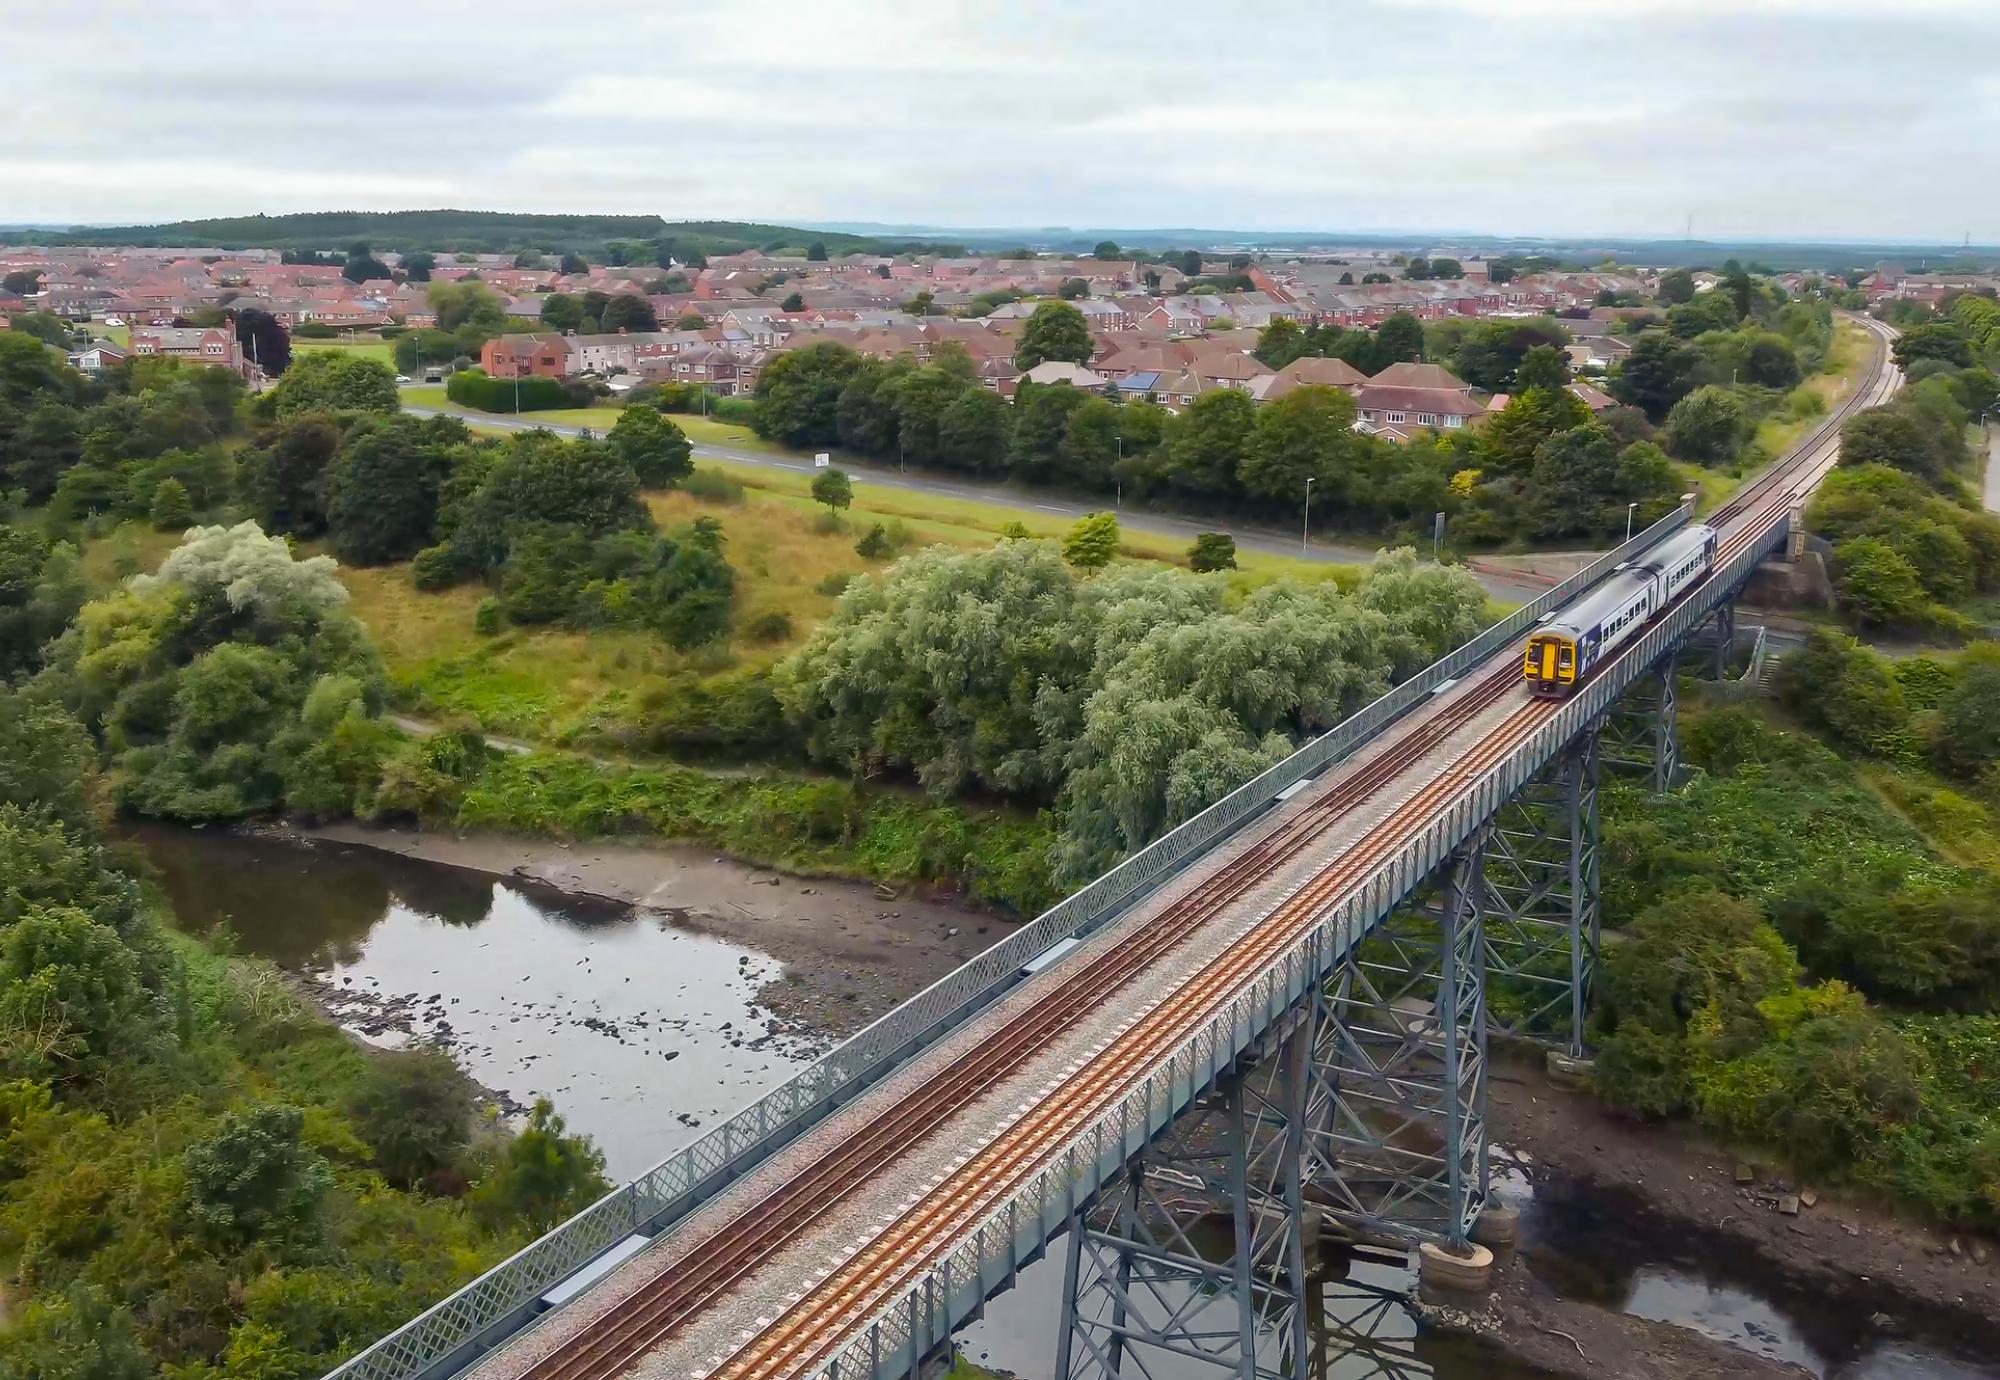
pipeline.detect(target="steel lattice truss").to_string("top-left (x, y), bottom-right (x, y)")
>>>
top-left (1057, 1047), bottom-right (1310, 1380)
top-left (1600, 648), bottom-right (1679, 791)
top-left (1319, 837), bottom-right (1489, 1247)
top-left (1481, 731), bottom-right (1601, 1054)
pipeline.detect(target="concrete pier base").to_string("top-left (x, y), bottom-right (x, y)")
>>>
top-left (1418, 1240), bottom-right (1495, 1292)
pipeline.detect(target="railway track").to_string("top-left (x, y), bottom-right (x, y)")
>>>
top-left (516, 314), bottom-right (1899, 1380)
top-left (518, 667), bottom-right (1521, 1380)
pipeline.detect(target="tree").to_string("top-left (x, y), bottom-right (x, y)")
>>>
top-left (182, 1103), bottom-right (332, 1248)
top-left (1179, 250), bottom-right (1204, 278)
top-left (1058, 277), bottom-right (1089, 300)
top-left (342, 245), bottom-right (390, 284)
top-left (558, 252), bottom-right (588, 276)
top-left (1429, 257), bottom-right (1463, 279)
top-left (3, 400), bottom-right (84, 501)
top-left (238, 413), bottom-right (339, 537)
top-left (472, 1098), bottom-right (607, 1231)
top-left (1189, 533), bottom-right (1237, 572)
top-left (599, 294), bottom-right (658, 333)
top-left (348, 1049), bottom-right (472, 1189)
top-left (427, 279), bottom-right (509, 335)
top-left (755, 340), bottom-right (863, 447)
top-left (1744, 333), bottom-right (1803, 390)
top-left (1371, 312), bottom-right (1424, 368)
top-left (454, 433), bottom-right (649, 570)
top-left (1833, 537), bottom-right (1928, 627)
top-left (540, 293), bottom-right (584, 332)
top-left (1061, 512), bottom-right (1119, 570)
top-left (400, 251), bottom-right (435, 282)
top-left (1165, 389), bottom-right (1256, 495)
top-left (1840, 405), bottom-right (1945, 482)
top-left (1613, 330), bottom-right (1705, 420)
top-left (1238, 385), bottom-right (1361, 504)
top-left (148, 477), bottom-right (192, 529)
top-left (231, 307), bottom-right (291, 375)
top-left (325, 421), bottom-right (451, 564)
top-left (1093, 240), bottom-right (1122, 260)
top-left (1513, 343), bottom-right (1569, 394)
top-left (1403, 257), bottom-right (1432, 280)
top-left (937, 387), bottom-right (1012, 473)
top-left (1255, 317), bottom-right (1307, 369)
top-left (1337, 271), bottom-right (1355, 286)
top-left (811, 466), bottom-right (853, 514)
top-left (1656, 268), bottom-right (1697, 304)
top-left (781, 291), bottom-right (806, 312)
top-left (902, 290), bottom-right (936, 317)
top-left (1487, 262), bottom-right (1515, 285)
top-left (1478, 386), bottom-right (1591, 474)
top-left (1893, 322), bottom-right (1973, 373)
top-left (609, 405), bottom-right (693, 488)
top-left (806, 240), bottom-right (829, 262)
top-left (267, 351), bottom-right (398, 417)
top-left (1663, 385), bottom-right (1750, 465)
top-left (1013, 301), bottom-right (1093, 370)
top-left (1, 269), bottom-right (41, 296)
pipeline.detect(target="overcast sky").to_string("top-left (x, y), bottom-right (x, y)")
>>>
top-left (8, 0), bottom-right (1998, 242)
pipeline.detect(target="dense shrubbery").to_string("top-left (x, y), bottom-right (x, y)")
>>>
top-left (43, 523), bottom-right (396, 821)
top-left (1592, 702), bottom-right (2000, 1227)
top-left (777, 540), bottom-right (1487, 878)
top-left (1811, 302), bottom-right (2000, 633)
top-left (0, 688), bottom-right (608, 1379)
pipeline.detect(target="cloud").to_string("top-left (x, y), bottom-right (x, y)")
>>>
top-left (5, 0), bottom-right (1997, 240)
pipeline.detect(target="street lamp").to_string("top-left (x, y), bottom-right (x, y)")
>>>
top-left (1625, 502), bottom-right (1638, 542)
top-left (1302, 476), bottom-right (1315, 553)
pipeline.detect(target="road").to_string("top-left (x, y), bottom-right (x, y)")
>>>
top-left (401, 403), bottom-right (1551, 603)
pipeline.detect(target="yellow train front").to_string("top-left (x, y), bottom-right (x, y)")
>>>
top-left (1523, 628), bottom-right (1579, 695)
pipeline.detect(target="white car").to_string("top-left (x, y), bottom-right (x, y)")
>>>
top-left (395, 374), bottom-right (412, 383)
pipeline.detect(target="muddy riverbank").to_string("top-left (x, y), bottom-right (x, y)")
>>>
top-left (299, 820), bottom-right (1014, 1038)
top-left (1480, 1057), bottom-right (2000, 1369)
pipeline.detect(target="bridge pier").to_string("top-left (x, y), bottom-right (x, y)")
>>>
top-left (1482, 729), bottom-right (1601, 1057)
top-left (1601, 648), bottom-right (1679, 792)
top-left (1318, 832), bottom-right (1489, 1249)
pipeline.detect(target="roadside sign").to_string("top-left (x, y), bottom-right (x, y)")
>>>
top-left (814, 453), bottom-right (831, 469)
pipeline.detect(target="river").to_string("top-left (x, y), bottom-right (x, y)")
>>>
top-left (127, 824), bottom-right (1998, 1380)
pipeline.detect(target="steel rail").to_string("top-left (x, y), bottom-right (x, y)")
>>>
top-left (514, 670), bottom-right (1522, 1380)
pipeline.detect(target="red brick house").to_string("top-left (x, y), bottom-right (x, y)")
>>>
top-left (481, 333), bottom-right (573, 379)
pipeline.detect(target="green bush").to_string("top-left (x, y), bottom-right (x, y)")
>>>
top-left (473, 598), bottom-right (502, 636)
top-left (410, 542), bottom-right (467, 592)
top-left (680, 469), bottom-right (745, 504)
top-left (745, 609), bottom-right (793, 643)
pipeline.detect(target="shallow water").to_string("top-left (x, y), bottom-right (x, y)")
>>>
top-left (127, 823), bottom-right (819, 1179)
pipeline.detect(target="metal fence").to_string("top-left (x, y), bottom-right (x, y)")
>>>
top-left (323, 504), bottom-right (1692, 1380)
top-left (807, 508), bottom-right (1790, 1380)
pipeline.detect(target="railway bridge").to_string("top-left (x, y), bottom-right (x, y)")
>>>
top-left (332, 318), bottom-right (1898, 1380)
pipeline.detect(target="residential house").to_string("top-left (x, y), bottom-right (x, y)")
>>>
top-left (1351, 361), bottom-right (1485, 433)
top-left (128, 325), bottom-right (251, 378)
top-left (480, 333), bottom-right (573, 379)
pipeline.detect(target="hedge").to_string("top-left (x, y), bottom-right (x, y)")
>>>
top-left (446, 368), bottom-right (570, 413)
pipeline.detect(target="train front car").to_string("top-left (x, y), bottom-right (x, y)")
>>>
top-left (1523, 624), bottom-right (1580, 696)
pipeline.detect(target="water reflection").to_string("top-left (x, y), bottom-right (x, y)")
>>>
top-left (124, 824), bottom-right (820, 1179)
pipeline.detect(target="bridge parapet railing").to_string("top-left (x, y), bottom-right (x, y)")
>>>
top-left (323, 504), bottom-right (1693, 1380)
top-left (808, 509), bottom-right (1790, 1380)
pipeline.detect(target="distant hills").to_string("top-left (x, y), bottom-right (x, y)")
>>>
top-left (9, 209), bottom-right (1994, 274)
top-left (15, 210), bottom-right (965, 258)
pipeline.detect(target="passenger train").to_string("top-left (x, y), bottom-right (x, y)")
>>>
top-left (1522, 524), bottom-right (1718, 696)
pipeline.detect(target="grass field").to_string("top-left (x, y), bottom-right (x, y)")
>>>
top-left (1751, 317), bottom-right (1867, 464)
top-left (295, 337), bottom-right (396, 368)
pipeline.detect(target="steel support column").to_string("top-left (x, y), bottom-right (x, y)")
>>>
top-left (1601, 649), bottom-right (1678, 792)
top-left (1316, 834), bottom-right (1489, 1247)
top-left (1710, 599), bottom-right (1736, 681)
top-left (1482, 729), bottom-right (1601, 1055)
top-left (1055, 1021), bottom-right (1315, 1380)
